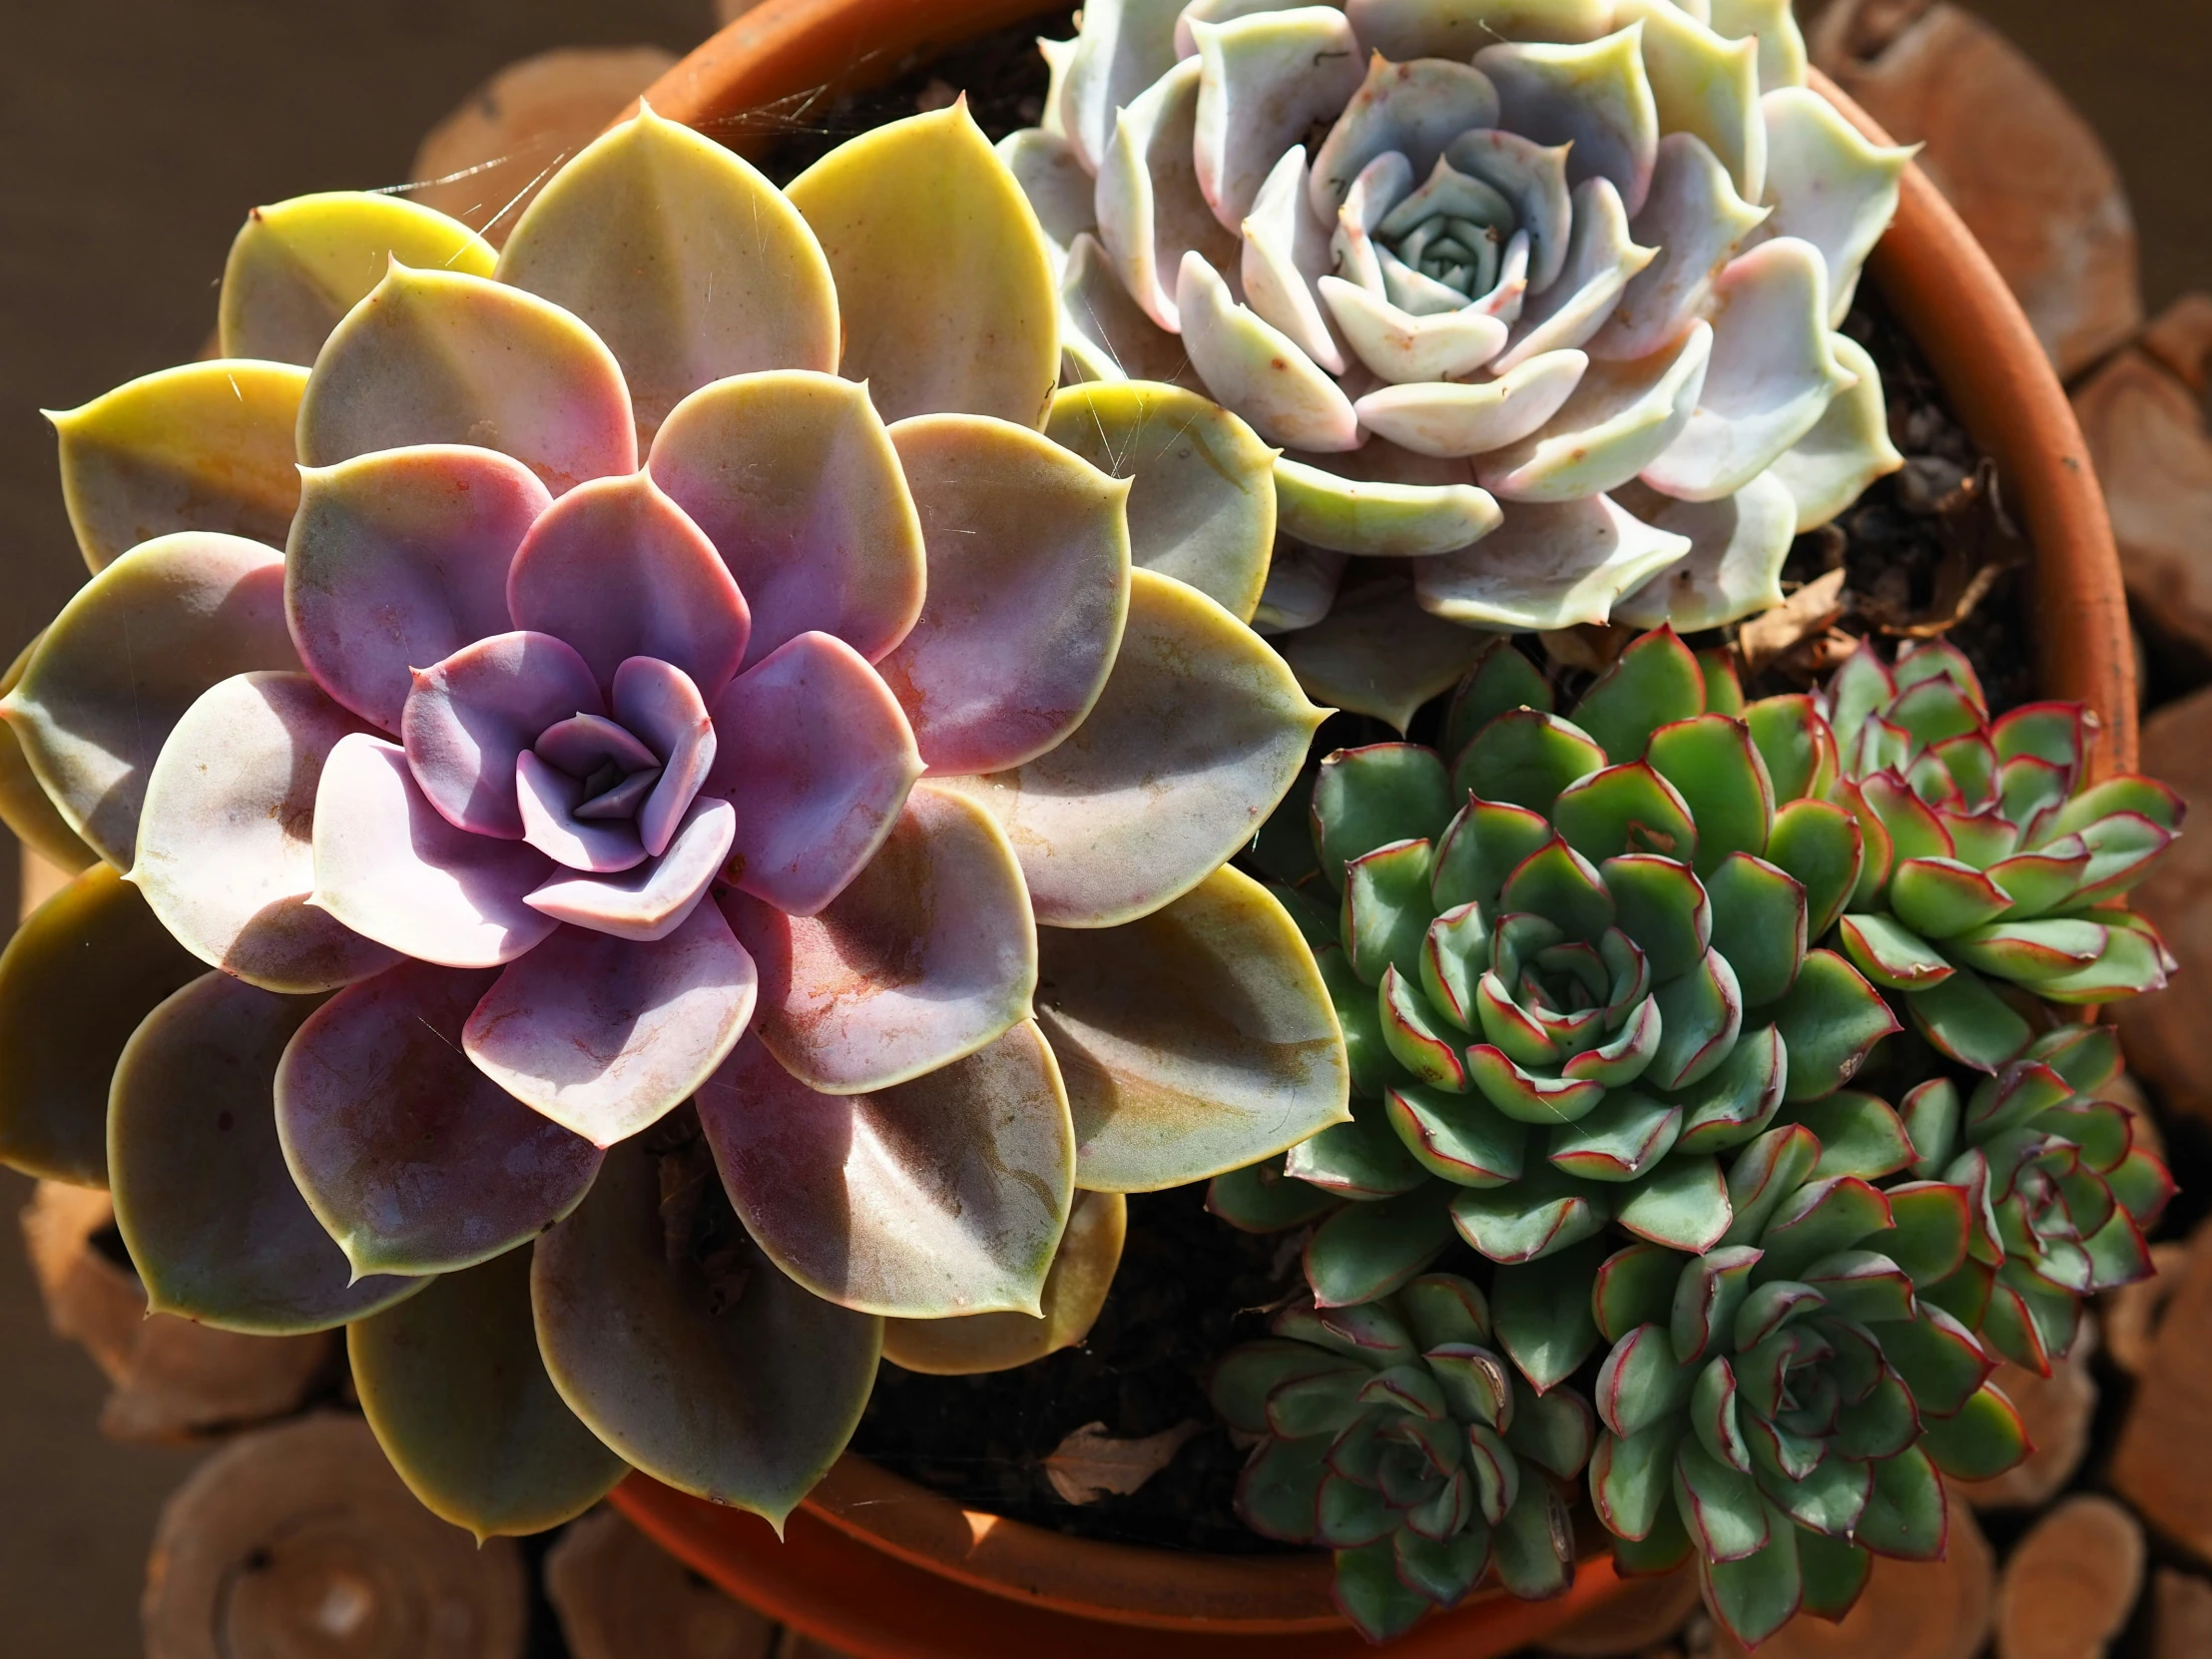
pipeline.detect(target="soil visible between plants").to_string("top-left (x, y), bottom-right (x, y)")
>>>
top-left (749, 5), bottom-right (2042, 1556)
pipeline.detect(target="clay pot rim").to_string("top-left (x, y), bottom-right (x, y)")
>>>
top-left (614, 0), bottom-right (2137, 1646)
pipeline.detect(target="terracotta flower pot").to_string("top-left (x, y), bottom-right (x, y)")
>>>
top-left (609, 4), bottom-right (2140, 1652)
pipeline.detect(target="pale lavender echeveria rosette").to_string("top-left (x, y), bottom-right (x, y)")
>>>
top-left (0, 101), bottom-right (1351, 1532)
top-left (1003, 0), bottom-right (1915, 709)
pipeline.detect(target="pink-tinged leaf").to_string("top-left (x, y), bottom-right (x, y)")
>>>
top-left (516, 751), bottom-right (648, 872)
top-left (699, 1024), bottom-right (1074, 1319)
top-left (402, 631), bottom-right (605, 839)
top-left (525, 797), bottom-right (736, 941)
top-left (135, 673), bottom-right (400, 993)
top-left (611, 657), bottom-right (714, 856)
top-left (934, 569), bottom-right (1326, 927)
top-left (295, 264), bottom-right (636, 494)
top-left (311, 733), bottom-right (558, 967)
top-left (704, 632), bottom-right (922, 917)
top-left (463, 900), bottom-right (758, 1145)
top-left (109, 971), bottom-right (424, 1334)
top-left (288, 446), bottom-right (549, 733)
top-left (875, 414), bottom-right (1131, 775)
top-left (4, 531), bottom-right (299, 868)
top-left (536, 714), bottom-right (657, 778)
top-left (532, 1136), bottom-right (880, 1527)
top-left (648, 370), bottom-right (924, 668)
top-left (496, 106), bottom-right (839, 444)
top-left (728, 783), bottom-right (1035, 1094)
top-left (505, 471), bottom-right (749, 701)
top-left (276, 960), bottom-right (602, 1276)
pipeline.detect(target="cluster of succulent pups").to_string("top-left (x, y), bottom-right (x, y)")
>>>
top-left (1213, 627), bottom-right (2179, 1641)
top-left (0, 13), bottom-right (2178, 1656)
top-left (1005, 0), bottom-right (1912, 644)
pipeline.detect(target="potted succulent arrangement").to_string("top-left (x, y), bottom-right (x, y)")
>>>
top-left (0, 1), bottom-right (2178, 1656)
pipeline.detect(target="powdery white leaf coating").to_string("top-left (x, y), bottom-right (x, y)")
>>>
top-left (1476, 28), bottom-right (1660, 217)
top-left (1611, 0), bottom-right (1766, 201)
top-left (49, 359), bottom-right (306, 574)
top-left (1272, 574), bottom-right (1497, 728)
top-left (1478, 321), bottom-right (1713, 500)
top-left (1243, 145), bottom-right (1349, 374)
top-left (729, 783), bottom-right (1036, 1095)
top-left (5, 532), bottom-right (300, 868)
top-left (402, 633), bottom-right (605, 840)
top-left (133, 671), bottom-right (401, 993)
top-left (523, 796), bottom-right (736, 940)
top-left (699, 1023), bottom-right (1075, 1319)
top-left (1275, 444), bottom-right (1502, 555)
top-left (1756, 87), bottom-right (1913, 325)
top-left (999, 127), bottom-right (1101, 276)
top-left (1192, 8), bottom-right (1369, 232)
top-left (1058, 232), bottom-right (1202, 386)
top-left (1589, 132), bottom-right (1770, 362)
top-left (464, 898), bottom-right (759, 1146)
top-left (1413, 493), bottom-right (1694, 631)
top-left (1766, 332), bottom-right (1905, 533)
top-left (1609, 471), bottom-right (1799, 629)
top-left (275, 959), bottom-right (603, 1277)
top-left (289, 445), bottom-right (550, 735)
top-left (1097, 58), bottom-right (1238, 332)
top-left (1354, 348), bottom-right (1587, 457)
top-left (1178, 252), bottom-right (1363, 451)
top-left (1312, 53), bottom-right (1502, 220)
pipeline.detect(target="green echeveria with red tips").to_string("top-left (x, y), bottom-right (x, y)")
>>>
top-left (1823, 637), bottom-right (2183, 1071)
top-left (1899, 1024), bottom-right (2174, 1374)
top-left (1210, 1275), bottom-right (1593, 1640)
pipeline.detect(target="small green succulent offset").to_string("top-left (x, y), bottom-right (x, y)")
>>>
top-left (1005, 0), bottom-right (1912, 644)
top-left (1211, 1276), bottom-right (1594, 1639)
top-left (1821, 640), bottom-right (2183, 1070)
top-left (1214, 625), bottom-right (2181, 1644)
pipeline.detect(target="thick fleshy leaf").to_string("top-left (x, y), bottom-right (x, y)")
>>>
top-left (0, 638), bottom-right (95, 873)
top-left (1307, 1184), bottom-right (1456, 1308)
top-left (464, 902), bottom-right (758, 1146)
top-left (1347, 0), bottom-right (1618, 58)
top-left (1477, 28), bottom-right (1659, 215)
top-left (1770, 334), bottom-right (1904, 531)
top-left (1453, 1162), bottom-right (1610, 1264)
top-left (1190, 7), bottom-right (1368, 231)
top-left (1178, 254), bottom-right (1361, 452)
top-left (1278, 578), bottom-right (1499, 732)
top-left (1854, 1445), bottom-right (1946, 1560)
top-left (1700, 1507), bottom-right (1802, 1645)
top-left (1036, 864), bottom-right (1350, 1189)
top-left (1642, 237), bottom-right (1855, 502)
top-left (999, 127), bottom-right (1096, 273)
top-left (1273, 451), bottom-right (1502, 557)
top-left (6, 532), bottom-right (298, 867)
top-left (136, 673), bottom-right (401, 992)
top-left (289, 446), bottom-right (550, 733)
top-left (498, 107), bottom-right (836, 441)
top-left (1095, 57), bottom-right (1242, 332)
top-left (311, 733), bottom-right (559, 967)
top-left (295, 265), bottom-right (636, 493)
top-left (731, 783), bottom-right (1033, 1094)
top-left (882, 1186), bottom-right (1127, 1376)
top-left (1415, 494), bottom-right (1692, 631)
top-left (278, 960), bottom-right (600, 1275)
top-left (219, 191), bottom-right (495, 365)
top-left (1437, 128), bottom-right (1576, 294)
top-left (399, 631), bottom-right (603, 839)
top-left (1493, 1238), bottom-right (1606, 1391)
top-left (1618, 1), bottom-right (1765, 198)
top-left (1493, 179), bottom-right (1656, 371)
top-left (1240, 145), bottom-right (1346, 376)
top-left (1059, 231), bottom-right (1203, 386)
top-left (1352, 350), bottom-right (1586, 458)
top-left (1314, 743), bottom-right (1454, 883)
top-left (1043, 380), bottom-right (1275, 622)
top-left (1478, 325), bottom-right (1711, 502)
top-left (524, 797), bottom-right (735, 941)
top-left (0, 864), bottom-right (203, 1185)
top-left (532, 1136), bottom-right (880, 1527)
top-left (350, 1244), bottom-right (625, 1539)
top-left (1609, 473), bottom-right (1795, 631)
top-left (939, 569), bottom-right (1323, 925)
top-left (1906, 967), bottom-right (2032, 1073)
top-left (648, 370), bottom-right (924, 669)
top-left (701, 1023), bottom-right (1073, 1318)
top-left (1758, 88), bottom-right (1912, 323)
top-left (49, 360), bottom-right (306, 574)
top-left (789, 103), bottom-right (1058, 426)
top-left (1056, 0), bottom-right (1185, 174)
top-left (1589, 133), bottom-right (1769, 363)
top-left (109, 972), bottom-right (422, 1334)
top-left (1771, 948), bottom-right (1898, 1101)
top-left (878, 414), bottom-right (1130, 774)
top-left (704, 631), bottom-right (923, 918)
top-left (1616, 1154), bottom-right (1734, 1252)
top-left (505, 470), bottom-right (748, 700)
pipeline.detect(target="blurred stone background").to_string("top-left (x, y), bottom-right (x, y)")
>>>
top-left (0, 2), bottom-right (2206, 1656)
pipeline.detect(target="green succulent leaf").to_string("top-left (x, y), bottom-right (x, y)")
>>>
top-left (1648, 951), bottom-right (1744, 1091)
top-left (1595, 1242), bottom-right (1682, 1342)
top-left (1264, 879), bottom-right (1338, 949)
top-left (1491, 1478), bottom-right (1576, 1599)
top-left (1746, 695), bottom-right (1840, 804)
top-left (1881, 1180), bottom-right (1972, 1287)
top-left (1756, 1175), bottom-right (1893, 1280)
top-left (1345, 838), bottom-right (1440, 986)
top-left (349, 1244), bottom-right (626, 1539)
top-left (1307, 1184), bottom-right (1455, 1308)
top-left (1672, 1245), bottom-right (1763, 1365)
top-left (1646, 715), bottom-right (1776, 873)
top-left (1548, 1089), bottom-right (1683, 1182)
top-left (1507, 1376), bottom-right (1596, 1479)
top-left (1698, 1507), bottom-right (1803, 1647)
top-left (1381, 966), bottom-right (1471, 1092)
top-left (1751, 1437), bottom-right (1872, 1536)
top-left (1553, 763), bottom-right (1698, 864)
top-left (1671, 1023), bottom-right (1787, 1154)
top-left (1900, 1079), bottom-right (1961, 1178)
top-left (1797, 1528), bottom-right (1873, 1621)
top-left (1314, 743), bottom-right (1455, 887)
top-left (1787, 1091), bottom-right (1915, 1181)
top-left (1596, 1324), bottom-right (1696, 1438)
top-left (1719, 1123), bottom-right (1822, 1248)
top-left (1591, 1419), bottom-right (1684, 1539)
top-left (1289, 1091), bottom-right (1428, 1200)
top-left (1386, 1083), bottom-right (1527, 1187)
top-left (1905, 966), bottom-right (2032, 1073)
top-left (1691, 1355), bottom-right (1752, 1472)
top-left (1453, 709), bottom-right (1606, 815)
top-left (1466, 1043), bottom-right (1607, 1124)
top-left (1771, 948), bottom-right (1900, 1102)
top-left (1334, 1540), bottom-right (1434, 1640)
top-left (1616, 1153), bottom-right (1733, 1253)
top-left (1317, 944), bottom-right (1415, 1104)
top-left (1765, 797), bottom-right (1863, 937)
top-left (1920, 1382), bottom-right (2029, 1481)
top-left (1212, 1342), bottom-right (1358, 1434)
top-left (1853, 1444), bottom-right (1946, 1560)
top-left (1419, 902), bottom-right (1491, 1029)
top-left (1443, 638), bottom-right (1554, 762)
top-left (1700, 649), bottom-right (1746, 716)
top-left (1433, 796), bottom-right (1555, 913)
top-left (1492, 1236), bottom-right (1607, 1391)
top-left (1602, 853), bottom-right (1713, 981)
top-left (1837, 911), bottom-right (1953, 991)
top-left (1209, 1154), bottom-right (1345, 1234)
top-left (1675, 1436), bottom-right (1771, 1562)
top-left (1705, 853), bottom-right (1808, 1008)
top-left (1393, 1526), bottom-right (1491, 1609)
top-left (1452, 1161), bottom-right (1610, 1264)
top-left (1891, 855), bottom-right (2011, 938)
top-left (1400, 1273), bottom-right (1491, 1349)
top-left (1611, 1496), bottom-right (1695, 1576)
top-left (1573, 628), bottom-right (1707, 765)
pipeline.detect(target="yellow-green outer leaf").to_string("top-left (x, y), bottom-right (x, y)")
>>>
top-left (881, 1189), bottom-right (1128, 1376)
top-left (0, 863), bottom-right (202, 1185)
top-left (350, 1244), bottom-right (627, 1539)
top-left (49, 359), bottom-right (306, 573)
top-left (788, 103), bottom-right (1059, 428)
top-left (499, 108), bottom-right (838, 443)
top-left (220, 191), bottom-right (496, 366)
top-left (0, 635), bottom-right (96, 873)
top-left (1037, 864), bottom-right (1352, 1191)
top-left (1043, 381), bottom-right (1276, 622)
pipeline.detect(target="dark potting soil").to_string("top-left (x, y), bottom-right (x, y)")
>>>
top-left (736, 7), bottom-right (2043, 1555)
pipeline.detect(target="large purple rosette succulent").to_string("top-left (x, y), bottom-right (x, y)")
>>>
top-left (0, 103), bottom-right (1354, 1537)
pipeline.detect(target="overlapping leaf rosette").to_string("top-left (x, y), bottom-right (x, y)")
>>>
top-left (0, 104), bottom-right (1356, 1537)
top-left (1001, 0), bottom-right (1911, 654)
top-left (1818, 640), bottom-right (2183, 1070)
top-left (1218, 629), bottom-right (1903, 1301)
